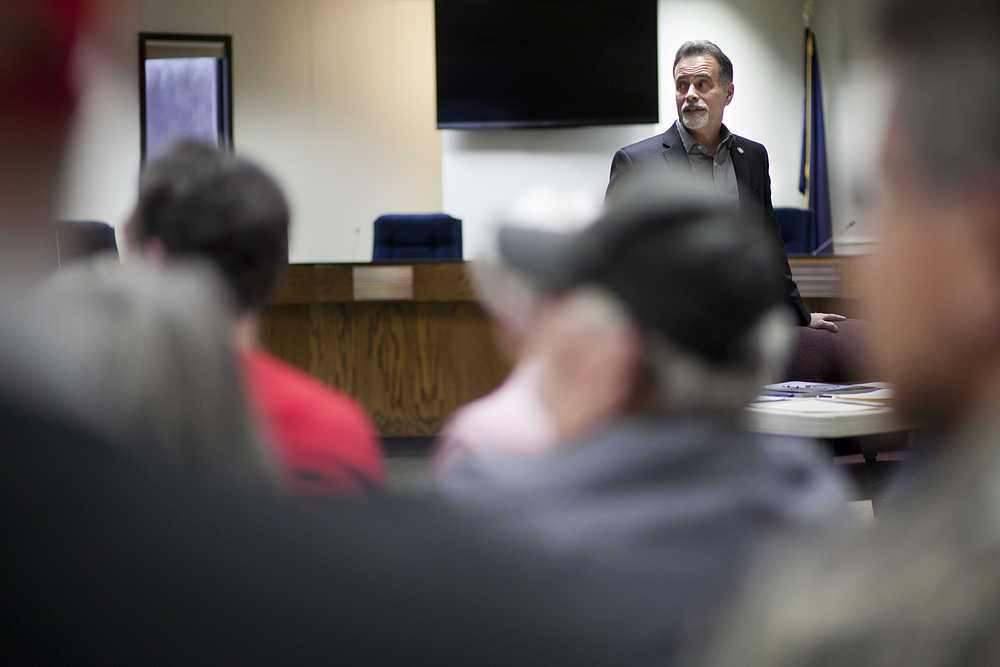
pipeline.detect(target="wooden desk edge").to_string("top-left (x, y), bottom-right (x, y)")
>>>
top-left (270, 262), bottom-right (479, 305)
top-left (273, 257), bottom-right (868, 305)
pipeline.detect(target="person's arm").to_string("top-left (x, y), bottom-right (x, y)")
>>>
top-left (760, 147), bottom-right (812, 326)
top-left (760, 149), bottom-right (846, 331)
top-left (605, 149), bottom-right (633, 204)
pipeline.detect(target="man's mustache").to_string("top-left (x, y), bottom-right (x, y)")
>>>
top-left (682, 104), bottom-right (709, 112)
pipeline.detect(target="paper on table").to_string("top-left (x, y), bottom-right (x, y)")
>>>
top-left (750, 398), bottom-right (883, 414)
top-left (824, 388), bottom-right (894, 403)
top-left (763, 382), bottom-right (881, 395)
top-left (764, 382), bottom-right (849, 394)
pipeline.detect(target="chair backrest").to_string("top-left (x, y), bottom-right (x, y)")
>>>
top-left (57, 220), bottom-right (118, 266)
top-left (773, 207), bottom-right (813, 255)
top-left (372, 214), bottom-right (462, 261)
top-left (781, 319), bottom-right (873, 383)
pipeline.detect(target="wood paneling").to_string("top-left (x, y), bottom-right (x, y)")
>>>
top-left (789, 255), bottom-right (867, 299)
top-left (414, 262), bottom-right (478, 301)
top-left (273, 265), bottom-right (353, 304)
top-left (271, 262), bottom-right (476, 305)
top-left (260, 262), bottom-right (510, 437)
top-left (261, 258), bottom-right (869, 436)
top-left (790, 255), bottom-right (867, 318)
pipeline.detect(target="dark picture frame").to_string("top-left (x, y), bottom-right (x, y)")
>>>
top-left (138, 32), bottom-right (234, 163)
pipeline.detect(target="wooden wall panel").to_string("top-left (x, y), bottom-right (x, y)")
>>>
top-left (259, 299), bottom-right (510, 437)
top-left (791, 256), bottom-right (867, 319)
top-left (414, 263), bottom-right (477, 301)
top-left (308, 303), bottom-right (356, 393)
top-left (257, 304), bottom-right (313, 374)
top-left (272, 262), bottom-right (474, 305)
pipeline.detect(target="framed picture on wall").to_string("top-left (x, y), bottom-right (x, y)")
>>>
top-left (139, 32), bottom-right (233, 162)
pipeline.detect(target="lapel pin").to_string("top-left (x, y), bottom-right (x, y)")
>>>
top-left (736, 146), bottom-right (744, 154)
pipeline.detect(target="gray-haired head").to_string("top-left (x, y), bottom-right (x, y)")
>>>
top-left (495, 173), bottom-right (792, 415)
top-left (877, 0), bottom-right (999, 188)
top-left (40, 259), bottom-right (276, 487)
top-left (674, 40), bottom-right (733, 85)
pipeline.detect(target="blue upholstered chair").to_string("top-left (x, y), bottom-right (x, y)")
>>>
top-left (372, 214), bottom-right (462, 261)
top-left (56, 220), bottom-right (118, 266)
top-left (773, 207), bottom-right (813, 255)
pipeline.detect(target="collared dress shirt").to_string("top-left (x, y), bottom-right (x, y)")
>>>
top-left (676, 121), bottom-right (740, 207)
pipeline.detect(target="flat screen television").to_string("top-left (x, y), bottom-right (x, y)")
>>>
top-left (435, 0), bottom-right (659, 129)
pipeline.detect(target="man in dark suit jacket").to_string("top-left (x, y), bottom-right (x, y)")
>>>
top-left (607, 40), bottom-right (844, 332)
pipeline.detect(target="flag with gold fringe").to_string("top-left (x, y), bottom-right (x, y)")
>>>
top-left (798, 20), bottom-right (833, 254)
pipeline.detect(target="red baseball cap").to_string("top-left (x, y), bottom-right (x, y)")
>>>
top-left (0, 0), bottom-right (94, 119)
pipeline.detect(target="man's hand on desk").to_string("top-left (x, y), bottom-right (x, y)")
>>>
top-left (809, 313), bottom-right (847, 332)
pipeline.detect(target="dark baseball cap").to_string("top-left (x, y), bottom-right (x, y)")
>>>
top-left (496, 176), bottom-right (788, 364)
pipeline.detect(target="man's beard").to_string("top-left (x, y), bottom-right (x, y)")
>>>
top-left (681, 107), bottom-right (709, 130)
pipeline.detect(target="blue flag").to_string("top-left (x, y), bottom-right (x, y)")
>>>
top-left (798, 28), bottom-right (833, 254)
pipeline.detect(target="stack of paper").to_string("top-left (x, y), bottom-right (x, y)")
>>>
top-left (820, 386), bottom-right (894, 404)
top-left (751, 397), bottom-right (883, 414)
top-left (762, 381), bottom-right (882, 397)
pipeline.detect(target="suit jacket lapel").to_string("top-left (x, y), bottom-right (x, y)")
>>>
top-left (730, 137), bottom-right (753, 208)
top-left (661, 122), bottom-right (686, 170)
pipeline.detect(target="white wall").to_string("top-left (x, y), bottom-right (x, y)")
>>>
top-left (59, 0), bottom-right (880, 262)
top-left (443, 0), bottom-right (878, 259)
top-left (814, 0), bottom-right (886, 253)
top-left (57, 9), bottom-right (142, 243)
top-left (58, 0), bottom-right (441, 263)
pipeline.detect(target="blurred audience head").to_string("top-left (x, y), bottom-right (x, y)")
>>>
top-left (127, 141), bottom-right (290, 315)
top-left (868, 0), bottom-right (1000, 428)
top-left (493, 175), bottom-right (792, 442)
top-left (472, 189), bottom-right (600, 360)
top-left (705, 3), bottom-right (1000, 665)
top-left (40, 259), bottom-right (276, 486)
top-left (709, 475), bottom-right (1000, 667)
top-left (0, 0), bottom-right (101, 280)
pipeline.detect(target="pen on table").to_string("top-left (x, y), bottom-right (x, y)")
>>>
top-left (816, 395), bottom-right (880, 407)
top-left (762, 392), bottom-right (795, 398)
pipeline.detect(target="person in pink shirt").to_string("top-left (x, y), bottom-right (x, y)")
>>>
top-left (433, 192), bottom-right (597, 476)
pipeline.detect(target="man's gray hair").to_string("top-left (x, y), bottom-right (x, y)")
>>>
top-left (40, 258), bottom-right (276, 486)
top-left (674, 40), bottom-right (734, 85)
top-left (566, 287), bottom-right (791, 415)
top-left (878, 0), bottom-right (999, 187)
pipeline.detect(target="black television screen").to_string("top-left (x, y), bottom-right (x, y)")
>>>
top-left (435, 0), bottom-right (659, 129)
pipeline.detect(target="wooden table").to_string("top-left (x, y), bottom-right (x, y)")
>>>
top-left (744, 398), bottom-right (905, 440)
top-left (744, 390), bottom-right (913, 507)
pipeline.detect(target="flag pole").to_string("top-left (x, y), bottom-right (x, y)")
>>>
top-left (802, 0), bottom-right (814, 208)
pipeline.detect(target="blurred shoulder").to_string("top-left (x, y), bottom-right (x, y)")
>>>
top-left (616, 131), bottom-right (669, 160)
top-left (243, 349), bottom-right (373, 433)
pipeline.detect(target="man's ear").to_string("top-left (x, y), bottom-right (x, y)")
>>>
top-left (724, 82), bottom-right (734, 106)
top-left (535, 291), bottom-right (643, 443)
top-left (587, 318), bottom-right (642, 416)
top-left (141, 237), bottom-right (167, 266)
top-left (957, 177), bottom-right (1000, 353)
top-left (975, 174), bottom-right (1000, 300)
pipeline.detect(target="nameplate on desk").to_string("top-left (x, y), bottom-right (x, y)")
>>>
top-left (353, 266), bottom-right (414, 301)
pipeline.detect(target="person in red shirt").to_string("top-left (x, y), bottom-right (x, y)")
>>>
top-left (126, 141), bottom-right (385, 495)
